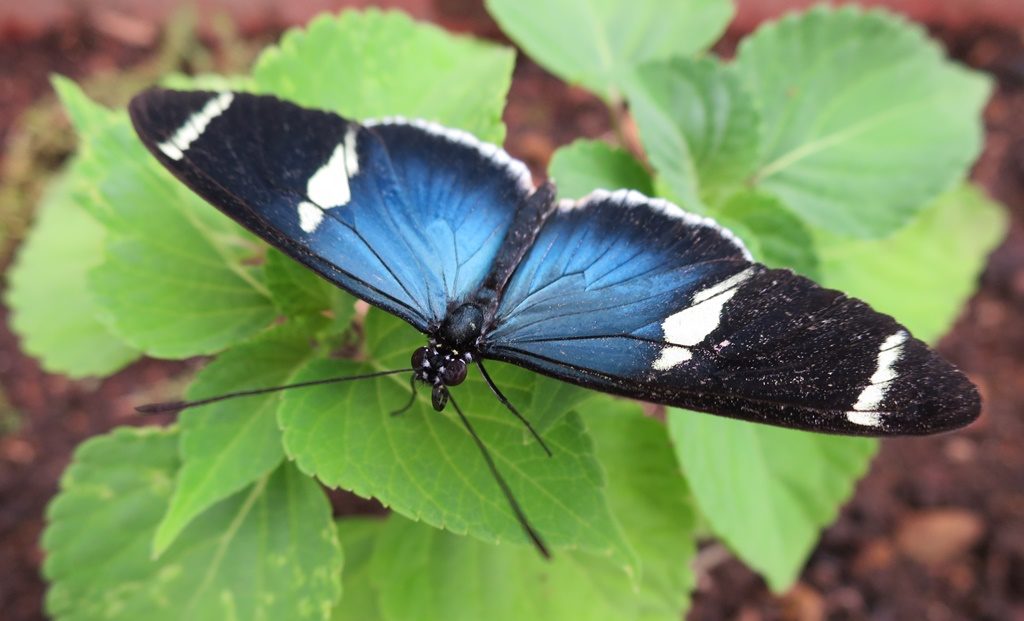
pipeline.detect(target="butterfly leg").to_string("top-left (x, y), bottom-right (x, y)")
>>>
top-left (476, 360), bottom-right (553, 458)
top-left (390, 374), bottom-right (419, 417)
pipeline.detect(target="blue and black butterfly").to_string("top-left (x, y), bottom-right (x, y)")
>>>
top-left (129, 88), bottom-right (980, 556)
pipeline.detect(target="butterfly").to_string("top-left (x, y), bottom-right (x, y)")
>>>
top-left (129, 88), bottom-right (980, 556)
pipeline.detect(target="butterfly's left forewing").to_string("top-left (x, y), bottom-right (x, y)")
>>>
top-left (482, 190), bottom-right (979, 436)
top-left (129, 89), bottom-right (533, 330)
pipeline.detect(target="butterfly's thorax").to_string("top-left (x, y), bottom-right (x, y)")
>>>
top-left (439, 303), bottom-right (485, 351)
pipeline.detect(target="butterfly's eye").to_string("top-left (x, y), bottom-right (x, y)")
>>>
top-left (411, 346), bottom-right (428, 370)
top-left (441, 358), bottom-right (468, 386)
top-left (431, 384), bottom-right (449, 411)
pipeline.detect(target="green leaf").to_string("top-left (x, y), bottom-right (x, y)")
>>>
top-left (350, 399), bottom-right (695, 621)
top-left (253, 10), bottom-right (515, 144)
top-left (43, 428), bottom-right (342, 621)
top-left (815, 183), bottom-right (1006, 343)
top-left (280, 309), bottom-right (632, 565)
top-left (331, 519), bottom-right (386, 621)
top-left (739, 7), bottom-right (991, 237)
top-left (712, 191), bottom-right (820, 279)
top-left (52, 75), bottom-right (118, 134)
top-left (89, 233), bottom-right (274, 359)
top-left (6, 170), bottom-right (140, 377)
top-left (651, 175), bottom-right (710, 216)
top-left (583, 398), bottom-right (698, 618)
top-left (56, 81), bottom-right (276, 358)
top-left (522, 373), bottom-right (590, 436)
top-left (265, 249), bottom-right (333, 316)
top-left (549, 139), bottom-right (653, 199)
top-left (327, 289), bottom-right (359, 336)
top-left (153, 320), bottom-right (325, 556)
top-left (159, 73), bottom-right (254, 91)
top-left (263, 249), bottom-right (358, 334)
top-left (368, 518), bottom-right (633, 621)
top-left (668, 413), bottom-right (876, 591)
top-left (625, 57), bottom-right (760, 207)
top-left (486, 0), bottom-right (733, 101)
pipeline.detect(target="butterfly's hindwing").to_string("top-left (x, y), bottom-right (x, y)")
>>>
top-left (483, 191), bottom-right (979, 435)
top-left (129, 89), bottom-right (533, 330)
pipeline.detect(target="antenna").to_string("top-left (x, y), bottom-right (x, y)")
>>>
top-left (136, 368), bottom-right (413, 413)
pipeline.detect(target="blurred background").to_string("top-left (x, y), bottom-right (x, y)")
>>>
top-left (1, 1), bottom-right (1022, 619)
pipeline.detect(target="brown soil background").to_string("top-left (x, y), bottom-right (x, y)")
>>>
top-left (1, 2), bottom-right (1023, 620)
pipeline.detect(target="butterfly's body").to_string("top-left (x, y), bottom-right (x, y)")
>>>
top-left (129, 88), bottom-right (981, 555)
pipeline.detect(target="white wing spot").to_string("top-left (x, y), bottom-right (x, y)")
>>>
top-left (847, 330), bottom-right (909, 426)
top-left (307, 143), bottom-right (353, 209)
top-left (297, 201), bottom-right (324, 233)
top-left (691, 268), bottom-right (755, 305)
top-left (651, 268), bottom-right (756, 371)
top-left (846, 410), bottom-right (883, 427)
top-left (157, 92), bottom-right (234, 160)
top-left (298, 127), bottom-right (361, 229)
top-left (652, 346), bottom-right (692, 371)
top-left (343, 126), bottom-right (359, 177)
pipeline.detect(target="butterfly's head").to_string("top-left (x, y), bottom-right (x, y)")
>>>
top-left (412, 342), bottom-right (472, 411)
